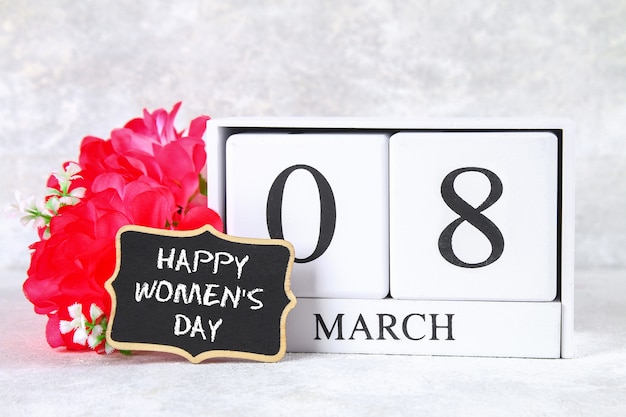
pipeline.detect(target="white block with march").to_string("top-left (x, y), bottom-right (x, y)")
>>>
top-left (226, 133), bottom-right (389, 299)
top-left (287, 297), bottom-right (562, 358)
top-left (389, 131), bottom-right (558, 301)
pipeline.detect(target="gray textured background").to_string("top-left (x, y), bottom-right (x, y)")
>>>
top-left (1, 0), bottom-right (625, 276)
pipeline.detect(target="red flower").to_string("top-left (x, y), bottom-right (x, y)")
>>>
top-left (23, 103), bottom-right (222, 352)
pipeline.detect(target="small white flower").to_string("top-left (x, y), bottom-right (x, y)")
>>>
top-left (8, 191), bottom-right (53, 228)
top-left (73, 326), bottom-right (89, 345)
top-left (51, 162), bottom-right (83, 196)
top-left (87, 324), bottom-right (103, 349)
top-left (5, 191), bottom-right (28, 217)
top-left (47, 163), bottom-right (85, 208)
top-left (59, 303), bottom-right (87, 346)
top-left (103, 342), bottom-right (115, 355)
top-left (45, 196), bottom-right (61, 213)
top-left (89, 303), bottom-right (104, 322)
top-left (59, 187), bottom-right (85, 205)
top-left (58, 303), bottom-right (111, 349)
top-left (52, 162), bottom-right (82, 185)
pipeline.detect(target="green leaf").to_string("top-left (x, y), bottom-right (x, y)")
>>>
top-left (199, 174), bottom-right (207, 197)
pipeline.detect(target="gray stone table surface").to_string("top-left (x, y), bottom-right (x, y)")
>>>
top-left (1, 268), bottom-right (624, 416)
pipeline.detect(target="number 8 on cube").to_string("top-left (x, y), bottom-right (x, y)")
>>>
top-left (389, 131), bottom-right (558, 301)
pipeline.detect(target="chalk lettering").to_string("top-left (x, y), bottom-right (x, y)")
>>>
top-left (174, 313), bottom-right (192, 336)
top-left (175, 249), bottom-right (192, 273)
top-left (156, 248), bottom-right (249, 278)
top-left (157, 247), bottom-right (176, 270)
top-left (207, 318), bottom-right (223, 343)
top-left (173, 283), bottom-right (202, 305)
top-left (220, 285), bottom-right (241, 308)
top-left (134, 280), bottom-right (264, 311)
top-left (155, 280), bottom-right (173, 302)
top-left (213, 252), bottom-right (234, 274)
top-left (203, 284), bottom-right (220, 306)
top-left (234, 255), bottom-right (249, 279)
top-left (193, 250), bottom-right (213, 273)
top-left (246, 288), bottom-right (264, 310)
top-left (173, 314), bottom-right (223, 342)
top-left (190, 315), bottom-right (207, 340)
top-left (135, 281), bottom-right (158, 302)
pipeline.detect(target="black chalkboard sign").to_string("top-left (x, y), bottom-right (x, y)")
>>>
top-left (105, 225), bottom-right (296, 363)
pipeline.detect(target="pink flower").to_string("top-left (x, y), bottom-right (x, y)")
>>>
top-left (23, 103), bottom-right (222, 352)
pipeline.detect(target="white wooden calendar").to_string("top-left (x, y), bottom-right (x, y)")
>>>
top-left (204, 118), bottom-right (574, 359)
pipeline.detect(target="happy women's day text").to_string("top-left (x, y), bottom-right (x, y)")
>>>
top-left (133, 247), bottom-right (264, 343)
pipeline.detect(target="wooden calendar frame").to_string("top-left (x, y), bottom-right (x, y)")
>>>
top-left (204, 118), bottom-right (574, 359)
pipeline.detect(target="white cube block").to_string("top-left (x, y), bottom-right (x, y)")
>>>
top-left (226, 133), bottom-right (389, 299)
top-left (389, 131), bottom-right (558, 301)
top-left (286, 298), bottom-right (562, 358)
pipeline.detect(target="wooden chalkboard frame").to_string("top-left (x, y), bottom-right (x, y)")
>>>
top-left (105, 224), bottom-right (297, 363)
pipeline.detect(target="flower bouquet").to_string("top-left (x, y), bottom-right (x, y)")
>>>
top-left (13, 103), bottom-right (223, 354)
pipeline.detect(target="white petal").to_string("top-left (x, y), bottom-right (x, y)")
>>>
top-left (104, 343), bottom-right (115, 354)
top-left (88, 325), bottom-right (103, 349)
top-left (46, 197), bottom-right (61, 213)
top-left (65, 162), bottom-right (82, 178)
top-left (22, 194), bottom-right (38, 212)
top-left (89, 304), bottom-right (104, 321)
top-left (59, 320), bottom-right (75, 334)
top-left (67, 303), bottom-right (83, 319)
top-left (58, 196), bottom-right (74, 206)
top-left (12, 190), bottom-right (23, 205)
top-left (73, 327), bottom-right (88, 345)
top-left (45, 187), bottom-right (62, 197)
top-left (91, 324), bottom-right (103, 338)
top-left (69, 187), bottom-right (86, 199)
top-left (20, 214), bottom-right (35, 227)
top-left (87, 334), bottom-right (98, 349)
top-left (33, 219), bottom-right (45, 229)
